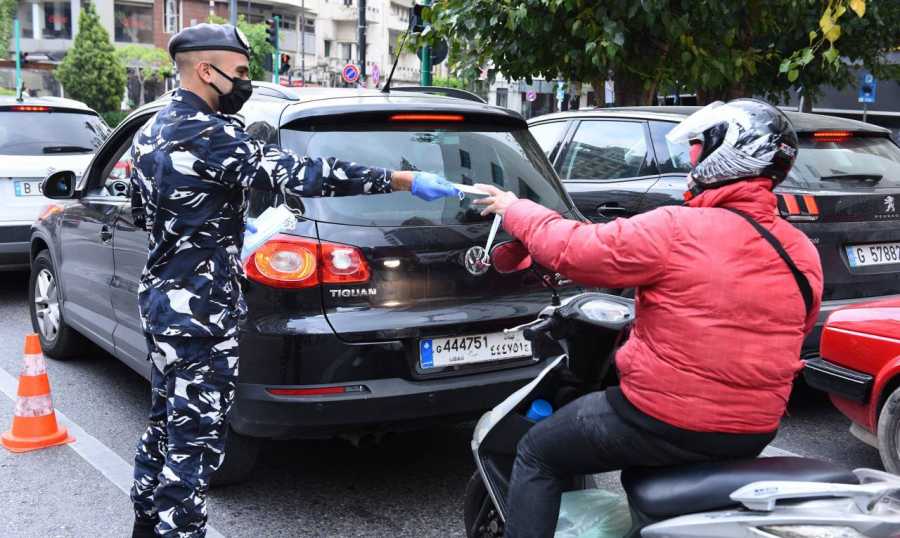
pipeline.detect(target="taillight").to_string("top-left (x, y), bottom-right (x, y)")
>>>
top-left (321, 243), bottom-right (370, 283)
top-left (245, 235), bottom-right (319, 288)
top-left (11, 105), bottom-right (50, 112)
top-left (244, 234), bottom-right (370, 288)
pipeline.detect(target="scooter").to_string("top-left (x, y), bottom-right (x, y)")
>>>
top-left (464, 241), bottom-right (900, 538)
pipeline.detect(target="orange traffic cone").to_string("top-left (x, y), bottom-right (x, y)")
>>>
top-left (1, 334), bottom-right (74, 452)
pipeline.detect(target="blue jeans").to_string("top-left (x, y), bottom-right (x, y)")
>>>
top-left (503, 391), bottom-right (714, 538)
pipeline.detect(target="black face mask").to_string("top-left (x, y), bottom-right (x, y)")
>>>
top-left (208, 64), bottom-right (252, 114)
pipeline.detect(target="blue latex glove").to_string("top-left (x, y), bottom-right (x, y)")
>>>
top-left (410, 172), bottom-right (460, 201)
top-left (243, 219), bottom-right (258, 241)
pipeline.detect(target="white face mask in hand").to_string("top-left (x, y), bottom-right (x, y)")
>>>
top-left (241, 205), bottom-right (299, 261)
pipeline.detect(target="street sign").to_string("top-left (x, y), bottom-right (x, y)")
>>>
top-left (342, 63), bottom-right (360, 84)
top-left (858, 72), bottom-right (877, 104)
top-left (526, 90), bottom-right (537, 102)
top-left (372, 64), bottom-right (381, 87)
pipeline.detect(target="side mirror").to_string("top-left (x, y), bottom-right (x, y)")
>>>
top-left (41, 170), bottom-right (77, 199)
top-left (490, 240), bottom-right (532, 274)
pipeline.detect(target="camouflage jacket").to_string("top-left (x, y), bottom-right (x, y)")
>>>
top-left (130, 89), bottom-right (392, 337)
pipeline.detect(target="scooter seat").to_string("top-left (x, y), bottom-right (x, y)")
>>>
top-left (620, 456), bottom-right (858, 519)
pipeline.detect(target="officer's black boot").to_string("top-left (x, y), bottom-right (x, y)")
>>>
top-left (131, 517), bottom-right (157, 538)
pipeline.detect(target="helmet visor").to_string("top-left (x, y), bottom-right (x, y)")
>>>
top-left (666, 101), bottom-right (727, 144)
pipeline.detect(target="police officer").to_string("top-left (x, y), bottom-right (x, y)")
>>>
top-left (129, 23), bottom-right (459, 538)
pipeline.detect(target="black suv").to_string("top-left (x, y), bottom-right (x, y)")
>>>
top-left (529, 106), bottom-right (900, 354)
top-left (30, 83), bottom-right (578, 483)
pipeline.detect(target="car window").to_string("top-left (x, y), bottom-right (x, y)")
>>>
top-left (87, 129), bottom-right (139, 199)
top-left (786, 135), bottom-right (900, 191)
top-left (560, 121), bottom-right (655, 180)
top-left (280, 122), bottom-right (571, 227)
top-left (650, 121), bottom-right (692, 174)
top-left (528, 121), bottom-right (567, 157)
top-left (0, 110), bottom-right (109, 155)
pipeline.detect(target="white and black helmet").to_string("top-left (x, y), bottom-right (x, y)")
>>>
top-left (667, 98), bottom-right (799, 197)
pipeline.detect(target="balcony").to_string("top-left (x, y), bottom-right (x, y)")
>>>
top-left (328, 3), bottom-right (380, 23)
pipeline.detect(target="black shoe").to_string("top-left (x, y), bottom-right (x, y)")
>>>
top-left (131, 518), bottom-right (157, 538)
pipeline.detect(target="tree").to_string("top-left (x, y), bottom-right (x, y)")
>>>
top-left (420, 0), bottom-right (899, 106)
top-left (0, 0), bottom-right (15, 59)
top-left (56, 4), bottom-right (126, 113)
top-left (209, 15), bottom-right (274, 81)
top-left (116, 45), bottom-right (174, 107)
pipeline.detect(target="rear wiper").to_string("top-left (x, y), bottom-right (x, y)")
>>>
top-left (820, 173), bottom-right (883, 183)
top-left (43, 145), bottom-right (94, 154)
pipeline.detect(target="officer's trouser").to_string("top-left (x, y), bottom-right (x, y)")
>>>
top-left (131, 334), bottom-right (239, 538)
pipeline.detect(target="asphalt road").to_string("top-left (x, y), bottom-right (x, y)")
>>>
top-left (0, 271), bottom-right (885, 537)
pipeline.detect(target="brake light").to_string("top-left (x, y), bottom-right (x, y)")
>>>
top-left (245, 235), bottom-right (319, 288)
top-left (802, 195), bottom-right (819, 216)
top-left (813, 130), bottom-right (853, 142)
top-left (781, 193), bottom-right (801, 215)
top-left (389, 113), bottom-right (464, 122)
top-left (244, 234), bottom-right (370, 288)
top-left (11, 105), bottom-right (50, 112)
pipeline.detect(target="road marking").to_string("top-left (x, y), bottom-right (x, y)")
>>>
top-left (0, 365), bottom-right (225, 538)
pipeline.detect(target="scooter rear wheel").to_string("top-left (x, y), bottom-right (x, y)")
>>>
top-left (464, 471), bottom-right (504, 538)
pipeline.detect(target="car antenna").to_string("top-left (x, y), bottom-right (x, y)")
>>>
top-left (381, 29), bottom-right (411, 94)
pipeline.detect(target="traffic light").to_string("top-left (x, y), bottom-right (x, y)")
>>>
top-left (265, 17), bottom-right (279, 49)
top-left (279, 53), bottom-right (290, 75)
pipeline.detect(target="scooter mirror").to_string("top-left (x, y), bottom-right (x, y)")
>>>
top-left (490, 240), bottom-right (532, 274)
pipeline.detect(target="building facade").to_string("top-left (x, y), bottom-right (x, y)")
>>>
top-left (10, 0), bottom-right (430, 101)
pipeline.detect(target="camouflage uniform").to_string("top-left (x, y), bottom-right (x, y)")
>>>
top-left (129, 88), bottom-right (393, 537)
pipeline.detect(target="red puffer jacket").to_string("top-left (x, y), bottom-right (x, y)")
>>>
top-left (503, 179), bottom-right (823, 433)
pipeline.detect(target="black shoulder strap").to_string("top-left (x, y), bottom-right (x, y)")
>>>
top-left (725, 208), bottom-right (814, 317)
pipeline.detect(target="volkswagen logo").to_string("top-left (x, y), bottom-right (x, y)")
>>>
top-left (464, 246), bottom-right (490, 276)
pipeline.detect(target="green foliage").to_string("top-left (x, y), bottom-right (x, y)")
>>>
top-left (100, 110), bottom-right (131, 129)
top-left (420, 0), bottom-right (900, 106)
top-left (209, 15), bottom-right (274, 81)
top-left (431, 76), bottom-right (466, 89)
top-left (0, 87), bottom-right (15, 96)
top-left (56, 4), bottom-right (126, 113)
top-left (0, 0), bottom-right (14, 59)
top-left (116, 45), bottom-right (173, 82)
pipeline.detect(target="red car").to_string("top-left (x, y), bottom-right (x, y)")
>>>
top-left (805, 298), bottom-right (900, 471)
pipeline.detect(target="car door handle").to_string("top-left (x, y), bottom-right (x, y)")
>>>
top-left (100, 225), bottom-right (113, 243)
top-left (596, 204), bottom-right (629, 217)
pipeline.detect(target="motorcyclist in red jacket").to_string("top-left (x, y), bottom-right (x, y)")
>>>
top-left (474, 99), bottom-right (823, 538)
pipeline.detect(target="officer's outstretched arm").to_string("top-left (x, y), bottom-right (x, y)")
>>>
top-left (198, 123), bottom-right (392, 199)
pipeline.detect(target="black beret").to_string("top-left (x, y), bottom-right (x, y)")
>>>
top-left (168, 23), bottom-right (251, 59)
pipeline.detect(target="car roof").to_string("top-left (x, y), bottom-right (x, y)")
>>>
top-left (529, 105), bottom-right (891, 135)
top-left (130, 82), bottom-right (522, 127)
top-left (0, 95), bottom-right (97, 112)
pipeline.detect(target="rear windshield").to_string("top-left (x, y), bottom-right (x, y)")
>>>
top-left (280, 123), bottom-right (571, 226)
top-left (784, 135), bottom-right (900, 192)
top-left (0, 110), bottom-right (109, 155)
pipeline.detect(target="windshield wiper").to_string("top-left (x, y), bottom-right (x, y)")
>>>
top-left (820, 173), bottom-right (883, 183)
top-left (43, 145), bottom-right (94, 154)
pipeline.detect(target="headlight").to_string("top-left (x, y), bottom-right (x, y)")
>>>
top-left (759, 526), bottom-right (866, 538)
top-left (579, 299), bottom-right (632, 323)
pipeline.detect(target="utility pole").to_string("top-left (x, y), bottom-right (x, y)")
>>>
top-left (419, 0), bottom-right (432, 86)
top-left (209, 0), bottom-right (215, 18)
top-left (358, 0), bottom-right (367, 86)
top-left (14, 18), bottom-right (22, 101)
top-left (229, 0), bottom-right (237, 26)
top-left (300, 0), bottom-right (306, 83)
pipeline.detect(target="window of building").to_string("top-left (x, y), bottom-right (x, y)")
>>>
top-left (274, 13), bottom-right (296, 31)
top-left (390, 2), bottom-right (409, 22)
top-left (495, 88), bottom-right (508, 109)
top-left (301, 18), bottom-right (315, 54)
top-left (164, 0), bottom-right (180, 34)
top-left (43, 2), bottom-right (72, 40)
top-left (114, 2), bottom-right (154, 43)
top-left (341, 43), bottom-right (354, 62)
top-left (324, 40), bottom-right (333, 58)
top-left (343, 0), bottom-right (354, 6)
